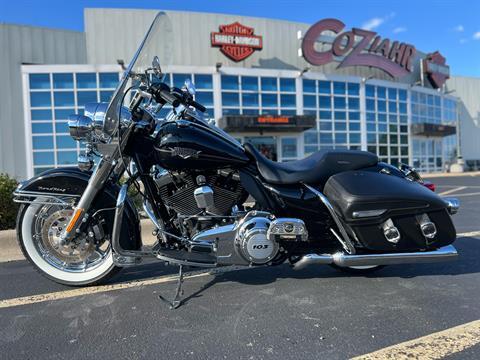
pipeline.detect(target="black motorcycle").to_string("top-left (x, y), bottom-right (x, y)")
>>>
top-left (14, 13), bottom-right (460, 308)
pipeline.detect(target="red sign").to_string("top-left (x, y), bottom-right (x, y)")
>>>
top-left (423, 51), bottom-right (450, 89)
top-left (257, 116), bottom-right (290, 124)
top-left (302, 18), bottom-right (416, 78)
top-left (211, 22), bottom-right (263, 62)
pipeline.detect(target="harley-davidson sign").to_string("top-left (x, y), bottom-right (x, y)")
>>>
top-left (423, 51), bottom-right (450, 89)
top-left (211, 22), bottom-right (263, 62)
top-left (302, 18), bottom-right (416, 78)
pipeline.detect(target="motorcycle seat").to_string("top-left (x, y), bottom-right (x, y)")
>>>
top-left (244, 143), bottom-right (378, 185)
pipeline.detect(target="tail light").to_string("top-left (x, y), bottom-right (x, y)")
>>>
top-left (423, 181), bottom-right (436, 192)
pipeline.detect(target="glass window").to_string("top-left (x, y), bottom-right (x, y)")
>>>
top-left (335, 133), bottom-right (347, 143)
top-left (318, 81), bottom-right (331, 94)
top-left (319, 121), bottom-right (332, 130)
top-left (333, 82), bottom-right (346, 94)
top-left (281, 138), bottom-right (297, 158)
top-left (349, 122), bottom-right (361, 131)
top-left (303, 79), bottom-right (316, 93)
top-left (99, 73), bottom-right (119, 88)
top-left (348, 97), bottom-right (360, 110)
top-left (303, 95), bottom-right (316, 108)
top-left (280, 94), bottom-right (295, 107)
top-left (100, 91), bottom-right (114, 102)
top-left (377, 100), bottom-right (386, 112)
top-left (55, 109), bottom-right (75, 120)
top-left (398, 89), bottom-right (407, 101)
top-left (319, 111), bottom-right (332, 120)
top-left (30, 74), bottom-right (50, 89)
top-left (53, 73), bottom-right (73, 89)
top-left (350, 133), bottom-right (361, 143)
top-left (348, 83), bottom-right (360, 96)
top-left (320, 133), bottom-right (333, 144)
top-left (31, 109), bottom-right (52, 121)
top-left (55, 122), bottom-right (69, 133)
top-left (76, 73), bottom-right (97, 89)
top-left (280, 109), bottom-right (296, 115)
top-left (172, 73), bottom-right (191, 88)
top-left (388, 88), bottom-right (397, 100)
top-left (222, 92), bottom-right (239, 107)
top-left (241, 76), bottom-right (258, 91)
top-left (262, 94), bottom-right (278, 107)
top-left (243, 109), bottom-right (260, 115)
top-left (377, 87), bottom-right (386, 99)
top-left (30, 92), bottom-right (51, 107)
top-left (366, 85), bottom-right (375, 97)
top-left (242, 93), bottom-right (259, 107)
top-left (261, 109), bottom-right (278, 115)
top-left (319, 96), bottom-right (331, 109)
top-left (77, 91), bottom-right (98, 107)
top-left (221, 75), bottom-right (239, 90)
top-left (32, 123), bottom-right (53, 134)
top-left (32, 136), bottom-right (53, 149)
top-left (195, 92), bottom-right (214, 106)
top-left (366, 99), bottom-right (375, 111)
top-left (333, 97), bottom-right (346, 109)
top-left (57, 151), bottom-right (78, 165)
top-left (334, 111), bottom-right (346, 120)
top-left (261, 77), bottom-right (277, 91)
top-left (280, 78), bottom-right (295, 92)
top-left (349, 111), bottom-right (360, 121)
top-left (194, 74), bottom-right (213, 89)
top-left (388, 101), bottom-right (397, 113)
top-left (56, 135), bottom-right (77, 149)
top-left (304, 132), bottom-right (317, 145)
top-left (54, 92), bottom-right (75, 107)
top-left (33, 152), bottom-right (54, 166)
top-left (335, 122), bottom-right (347, 131)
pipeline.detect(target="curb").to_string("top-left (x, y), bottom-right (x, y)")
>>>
top-left (423, 171), bottom-right (480, 178)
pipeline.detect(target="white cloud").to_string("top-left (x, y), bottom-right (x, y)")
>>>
top-left (454, 25), bottom-right (464, 32)
top-left (362, 13), bottom-right (396, 31)
top-left (393, 27), bottom-right (407, 34)
top-left (474, 31), bottom-right (480, 40)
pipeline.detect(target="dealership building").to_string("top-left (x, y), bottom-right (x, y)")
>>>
top-left (1, 8), bottom-right (480, 179)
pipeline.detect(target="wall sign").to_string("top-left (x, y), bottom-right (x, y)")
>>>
top-left (302, 18), bottom-right (416, 78)
top-left (211, 22), bottom-right (263, 62)
top-left (423, 51), bottom-right (450, 89)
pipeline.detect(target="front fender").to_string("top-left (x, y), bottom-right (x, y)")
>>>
top-left (16, 167), bottom-right (141, 251)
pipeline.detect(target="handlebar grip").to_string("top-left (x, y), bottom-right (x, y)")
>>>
top-left (190, 100), bottom-right (206, 112)
top-left (159, 89), bottom-right (181, 107)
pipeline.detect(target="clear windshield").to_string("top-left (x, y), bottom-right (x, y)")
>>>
top-left (104, 12), bottom-right (173, 137)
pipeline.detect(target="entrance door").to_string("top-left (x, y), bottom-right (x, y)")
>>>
top-left (244, 136), bottom-right (278, 161)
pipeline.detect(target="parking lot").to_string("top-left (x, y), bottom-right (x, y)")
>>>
top-left (1, 174), bottom-right (480, 359)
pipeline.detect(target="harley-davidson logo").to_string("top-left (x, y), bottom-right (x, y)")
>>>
top-left (170, 147), bottom-right (201, 159)
top-left (423, 51), bottom-right (450, 89)
top-left (211, 22), bottom-right (263, 62)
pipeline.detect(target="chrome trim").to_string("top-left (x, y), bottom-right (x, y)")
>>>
top-left (293, 245), bottom-right (458, 270)
top-left (304, 184), bottom-right (356, 254)
top-left (443, 197), bottom-right (460, 215)
top-left (155, 253), bottom-right (217, 268)
top-left (352, 209), bottom-right (387, 218)
top-left (13, 190), bottom-right (79, 206)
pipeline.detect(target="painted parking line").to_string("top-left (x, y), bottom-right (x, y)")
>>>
top-left (0, 265), bottom-right (247, 310)
top-left (449, 191), bottom-right (480, 198)
top-left (1, 231), bottom-right (480, 310)
top-left (438, 186), bottom-right (467, 196)
top-left (351, 319), bottom-right (480, 360)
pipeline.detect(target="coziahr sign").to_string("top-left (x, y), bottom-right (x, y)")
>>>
top-left (302, 18), bottom-right (416, 78)
top-left (211, 22), bottom-right (263, 62)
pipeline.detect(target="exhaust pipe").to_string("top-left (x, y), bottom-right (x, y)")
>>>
top-left (293, 245), bottom-right (458, 270)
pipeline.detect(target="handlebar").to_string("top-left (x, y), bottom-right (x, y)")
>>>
top-left (150, 83), bottom-right (206, 112)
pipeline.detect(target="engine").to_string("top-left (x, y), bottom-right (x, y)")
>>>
top-left (154, 168), bottom-right (246, 217)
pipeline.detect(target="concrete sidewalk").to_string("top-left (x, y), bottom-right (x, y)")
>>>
top-left (0, 220), bottom-right (156, 263)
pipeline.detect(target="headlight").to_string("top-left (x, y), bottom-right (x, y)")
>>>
top-left (68, 115), bottom-right (93, 141)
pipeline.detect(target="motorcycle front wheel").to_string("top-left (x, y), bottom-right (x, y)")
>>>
top-left (16, 199), bottom-right (120, 286)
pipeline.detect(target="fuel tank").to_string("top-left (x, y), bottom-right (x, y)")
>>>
top-left (154, 121), bottom-right (250, 170)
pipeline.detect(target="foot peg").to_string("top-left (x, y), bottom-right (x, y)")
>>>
top-left (159, 265), bottom-right (186, 309)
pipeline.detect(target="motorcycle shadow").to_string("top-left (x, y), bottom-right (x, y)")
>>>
top-left (112, 236), bottom-right (480, 304)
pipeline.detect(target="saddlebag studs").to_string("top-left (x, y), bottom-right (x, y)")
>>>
top-left (418, 214), bottom-right (437, 240)
top-left (267, 218), bottom-right (308, 242)
top-left (382, 218), bottom-right (401, 244)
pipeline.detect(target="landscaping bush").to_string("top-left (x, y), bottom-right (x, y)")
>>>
top-left (0, 173), bottom-right (19, 230)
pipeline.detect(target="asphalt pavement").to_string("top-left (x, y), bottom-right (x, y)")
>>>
top-left (1, 174), bottom-right (479, 359)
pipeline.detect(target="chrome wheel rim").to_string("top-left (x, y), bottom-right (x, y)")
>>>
top-left (31, 201), bottom-right (111, 273)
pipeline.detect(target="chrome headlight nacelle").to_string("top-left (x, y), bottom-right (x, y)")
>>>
top-left (68, 102), bottom-right (111, 143)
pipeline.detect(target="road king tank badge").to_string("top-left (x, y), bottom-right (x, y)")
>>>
top-left (211, 22), bottom-right (263, 62)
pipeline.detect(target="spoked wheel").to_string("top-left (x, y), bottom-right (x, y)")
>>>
top-left (17, 198), bottom-right (120, 286)
top-left (329, 264), bottom-right (385, 274)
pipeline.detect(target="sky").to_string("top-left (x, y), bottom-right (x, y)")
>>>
top-left (1, 0), bottom-right (479, 77)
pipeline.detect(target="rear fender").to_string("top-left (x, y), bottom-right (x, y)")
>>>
top-left (16, 167), bottom-right (141, 251)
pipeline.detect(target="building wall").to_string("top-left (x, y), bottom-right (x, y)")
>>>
top-left (447, 76), bottom-right (480, 166)
top-left (84, 8), bottom-right (425, 84)
top-left (0, 24), bottom-right (86, 179)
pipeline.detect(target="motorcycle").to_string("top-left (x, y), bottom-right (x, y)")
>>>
top-left (14, 13), bottom-right (460, 308)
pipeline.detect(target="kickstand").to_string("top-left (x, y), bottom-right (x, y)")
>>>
top-left (159, 265), bottom-right (185, 309)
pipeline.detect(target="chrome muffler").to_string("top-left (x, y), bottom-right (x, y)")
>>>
top-left (293, 245), bottom-right (458, 270)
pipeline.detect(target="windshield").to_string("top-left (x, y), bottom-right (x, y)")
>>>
top-left (104, 12), bottom-right (173, 137)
